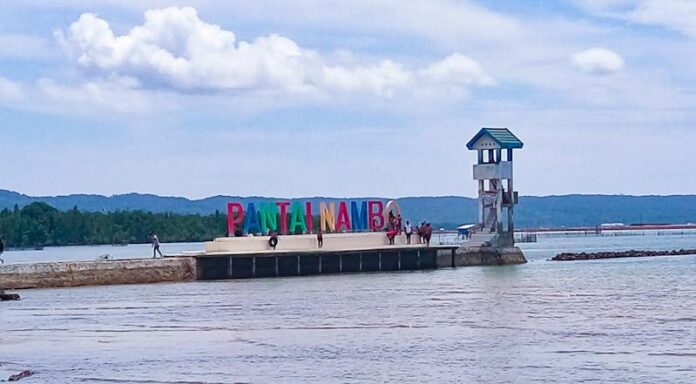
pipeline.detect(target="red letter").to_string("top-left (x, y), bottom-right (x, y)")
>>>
top-left (276, 201), bottom-right (290, 234)
top-left (368, 200), bottom-right (384, 231)
top-left (305, 201), bottom-right (314, 233)
top-left (335, 201), bottom-right (352, 231)
top-left (227, 202), bottom-right (245, 236)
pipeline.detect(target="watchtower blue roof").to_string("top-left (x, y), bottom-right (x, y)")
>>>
top-left (466, 128), bottom-right (523, 150)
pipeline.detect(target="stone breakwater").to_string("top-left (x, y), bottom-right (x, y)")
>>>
top-left (0, 258), bottom-right (196, 289)
top-left (454, 246), bottom-right (527, 266)
top-left (552, 249), bottom-right (696, 261)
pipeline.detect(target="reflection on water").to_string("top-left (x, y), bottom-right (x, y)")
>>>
top-left (1, 235), bottom-right (696, 383)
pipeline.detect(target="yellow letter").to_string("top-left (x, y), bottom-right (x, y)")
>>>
top-left (319, 202), bottom-right (336, 232)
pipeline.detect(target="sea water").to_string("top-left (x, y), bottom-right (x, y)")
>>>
top-left (1, 234), bottom-right (695, 383)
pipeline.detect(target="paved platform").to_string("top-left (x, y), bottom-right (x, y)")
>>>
top-left (203, 232), bottom-right (434, 254)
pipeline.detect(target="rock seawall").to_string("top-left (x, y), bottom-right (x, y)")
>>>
top-left (0, 258), bottom-right (196, 289)
top-left (552, 249), bottom-right (696, 261)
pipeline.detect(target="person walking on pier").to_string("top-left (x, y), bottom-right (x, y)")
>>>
top-left (404, 221), bottom-right (413, 244)
top-left (317, 229), bottom-right (323, 248)
top-left (149, 232), bottom-right (163, 258)
top-left (0, 237), bottom-right (4, 264)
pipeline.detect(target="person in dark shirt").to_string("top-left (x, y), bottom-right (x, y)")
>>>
top-left (268, 231), bottom-right (279, 250)
top-left (0, 237), bottom-right (4, 264)
top-left (317, 229), bottom-right (323, 248)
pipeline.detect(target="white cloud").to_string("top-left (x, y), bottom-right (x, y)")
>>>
top-left (57, 8), bottom-right (313, 91)
top-left (576, 0), bottom-right (696, 39)
top-left (420, 53), bottom-right (495, 86)
top-left (572, 48), bottom-right (625, 75)
top-left (56, 6), bottom-right (493, 98)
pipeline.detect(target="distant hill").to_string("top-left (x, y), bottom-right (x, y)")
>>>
top-left (1, 189), bottom-right (696, 229)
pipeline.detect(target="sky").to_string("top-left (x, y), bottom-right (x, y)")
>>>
top-left (1, 0), bottom-right (695, 199)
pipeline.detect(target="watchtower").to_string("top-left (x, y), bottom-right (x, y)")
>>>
top-left (466, 128), bottom-right (523, 242)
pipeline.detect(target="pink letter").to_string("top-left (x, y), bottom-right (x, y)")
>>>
top-left (335, 201), bottom-right (352, 231)
top-left (368, 200), bottom-right (384, 231)
top-left (227, 202), bottom-right (245, 236)
top-left (276, 201), bottom-right (290, 234)
top-left (305, 201), bottom-right (314, 233)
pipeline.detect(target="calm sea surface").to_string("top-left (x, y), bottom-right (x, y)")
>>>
top-left (2, 234), bottom-right (696, 383)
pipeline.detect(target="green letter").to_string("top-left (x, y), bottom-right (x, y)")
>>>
top-left (289, 202), bottom-right (307, 234)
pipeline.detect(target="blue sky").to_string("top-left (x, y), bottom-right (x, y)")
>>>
top-left (1, 0), bottom-right (695, 199)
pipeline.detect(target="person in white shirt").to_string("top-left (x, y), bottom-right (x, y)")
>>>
top-left (404, 221), bottom-right (413, 244)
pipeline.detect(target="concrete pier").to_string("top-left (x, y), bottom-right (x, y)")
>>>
top-left (191, 232), bottom-right (458, 280)
top-left (0, 258), bottom-right (196, 289)
top-left (0, 232), bottom-right (520, 290)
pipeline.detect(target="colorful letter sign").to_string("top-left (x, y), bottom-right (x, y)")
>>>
top-left (226, 199), bottom-right (400, 236)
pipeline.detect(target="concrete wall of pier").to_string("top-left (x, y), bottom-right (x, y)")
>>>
top-left (0, 258), bottom-right (196, 289)
top-left (196, 248), bottom-right (446, 280)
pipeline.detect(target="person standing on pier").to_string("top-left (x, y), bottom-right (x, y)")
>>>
top-left (0, 237), bottom-right (4, 264)
top-left (417, 222), bottom-right (425, 244)
top-left (404, 221), bottom-right (413, 244)
top-left (317, 229), bottom-right (323, 248)
top-left (149, 232), bottom-right (163, 258)
top-left (269, 231), bottom-right (279, 250)
top-left (386, 229), bottom-right (396, 245)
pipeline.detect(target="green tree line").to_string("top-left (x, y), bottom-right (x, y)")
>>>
top-left (0, 202), bottom-right (228, 248)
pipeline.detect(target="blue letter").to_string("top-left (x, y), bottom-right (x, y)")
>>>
top-left (350, 201), bottom-right (368, 231)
